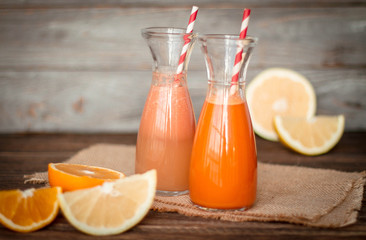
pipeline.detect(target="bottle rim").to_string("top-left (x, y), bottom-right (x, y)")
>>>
top-left (198, 34), bottom-right (258, 46)
top-left (141, 27), bottom-right (196, 38)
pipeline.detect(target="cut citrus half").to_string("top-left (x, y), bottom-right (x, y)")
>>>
top-left (58, 169), bottom-right (156, 236)
top-left (0, 187), bottom-right (61, 233)
top-left (274, 115), bottom-right (345, 156)
top-left (48, 163), bottom-right (125, 192)
top-left (246, 68), bottom-right (316, 141)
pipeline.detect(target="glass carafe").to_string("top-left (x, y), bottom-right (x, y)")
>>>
top-left (136, 27), bottom-right (196, 196)
top-left (189, 34), bottom-right (258, 209)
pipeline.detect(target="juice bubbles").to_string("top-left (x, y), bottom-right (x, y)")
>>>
top-left (189, 93), bottom-right (257, 209)
top-left (136, 71), bottom-right (195, 193)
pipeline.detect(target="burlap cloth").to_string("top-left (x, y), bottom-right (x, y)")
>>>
top-left (24, 144), bottom-right (366, 228)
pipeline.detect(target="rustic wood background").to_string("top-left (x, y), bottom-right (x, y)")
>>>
top-left (0, 0), bottom-right (365, 133)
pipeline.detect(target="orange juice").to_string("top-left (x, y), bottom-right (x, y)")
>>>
top-left (189, 94), bottom-right (257, 209)
top-left (136, 72), bottom-right (195, 193)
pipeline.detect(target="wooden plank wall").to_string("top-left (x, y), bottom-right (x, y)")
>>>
top-left (0, 0), bottom-right (365, 133)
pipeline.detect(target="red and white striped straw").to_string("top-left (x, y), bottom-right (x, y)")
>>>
top-left (231, 8), bottom-right (251, 83)
top-left (176, 5), bottom-right (199, 75)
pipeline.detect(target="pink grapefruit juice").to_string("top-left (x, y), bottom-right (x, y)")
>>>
top-left (136, 72), bottom-right (195, 192)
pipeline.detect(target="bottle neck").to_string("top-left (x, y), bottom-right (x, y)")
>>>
top-left (199, 35), bottom-right (257, 85)
top-left (152, 71), bottom-right (188, 87)
top-left (142, 27), bottom-right (196, 74)
top-left (205, 82), bottom-right (246, 105)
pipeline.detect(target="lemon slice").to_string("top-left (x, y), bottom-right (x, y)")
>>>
top-left (246, 68), bottom-right (316, 141)
top-left (274, 115), bottom-right (345, 156)
top-left (58, 170), bottom-right (156, 236)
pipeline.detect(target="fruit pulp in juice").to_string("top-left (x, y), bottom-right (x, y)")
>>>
top-left (136, 72), bottom-right (195, 192)
top-left (189, 94), bottom-right (257, 209)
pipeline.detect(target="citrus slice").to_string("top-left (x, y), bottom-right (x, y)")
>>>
top-left (58, 169), bottom-right (156, 236)
top-left (48, 163), bottom-right (125, 192)
top-left (0, 187), bottom-right (61, 232)
top-left (246, 68), bottom-right (316, 141)
top-left (274, 115), bottom-right (345, 156)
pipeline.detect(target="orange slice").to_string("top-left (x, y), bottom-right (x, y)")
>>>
top-left (274, 115), bottom-right (345, 156)
top-left (246, 68), bottom-right (316, 141)
top-left (48, 163), bottom-right (125, 192)
top-left (58, 170), bottom-right (156, 236)
top-left (0, 187), bottom-right (61, 232)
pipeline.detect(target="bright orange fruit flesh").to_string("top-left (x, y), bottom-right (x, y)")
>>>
top-left (48, 163), bottom-right (125, 192)
top-left (0, 187), bottom-right (61, 233)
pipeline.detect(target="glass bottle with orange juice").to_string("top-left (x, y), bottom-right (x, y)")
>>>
top-left (136, 27), bottom-right (196, 196)
top-left (189, 34), bottom-right (258, 210)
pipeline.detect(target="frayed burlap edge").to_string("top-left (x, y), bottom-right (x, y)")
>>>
top-left (24, 172), bottom-right (48, 184)
top-left (152, 171), bottom-right (366, 228)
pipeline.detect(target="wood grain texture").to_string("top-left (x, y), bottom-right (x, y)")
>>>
top-left (1, 69), bottom-right (365, 132)
top-left (0, 7), bottom-right (365, 70)
top-left (0, 1), bottom-right (365, 132)
top-left (1, 0), bottom-right (366, 8)
top-left (0, 133), bottom-right (365, 239)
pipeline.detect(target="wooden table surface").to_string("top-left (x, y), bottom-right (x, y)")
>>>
top-left (0, 132), bottom-right (365, 239)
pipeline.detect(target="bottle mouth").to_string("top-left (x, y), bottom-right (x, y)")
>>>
top-left (141, 27), bottom-right (196, 39)
top-left (198, 34), bottom-right (258, 46)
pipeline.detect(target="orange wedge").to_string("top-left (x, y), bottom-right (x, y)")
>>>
top-left (48, 163), bottom-right (125, 192)
top-left (246, 68), bottom-right (316, 141)
top-left (0, 187), bottom-right (61, 232)
top-left (58, 170), bottom-right (156, 236)
top-left (274, 115), bottom-right (345, 156)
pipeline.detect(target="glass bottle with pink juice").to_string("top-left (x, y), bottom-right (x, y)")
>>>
top-left (136, 27), bottom-right (196, 196)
